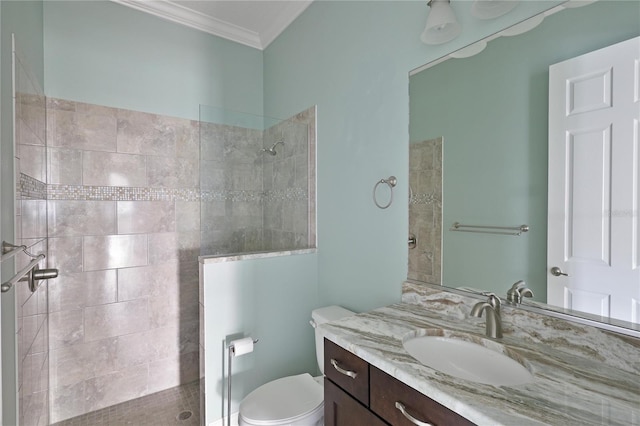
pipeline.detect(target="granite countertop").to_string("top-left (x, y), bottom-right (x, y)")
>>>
top-left (318, 302), bottom-right (640, 425)
top-left (199, 248), bottom-right (316, 263)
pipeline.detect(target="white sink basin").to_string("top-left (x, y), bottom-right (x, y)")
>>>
top-left (402, 329), bottom-right (534, 386)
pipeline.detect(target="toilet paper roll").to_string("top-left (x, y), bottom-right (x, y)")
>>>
top-left (231, 337), bottom-right (254, 357)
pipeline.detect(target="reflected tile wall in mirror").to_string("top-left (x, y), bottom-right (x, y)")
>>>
top-left (408, 137), bottom-right (443, 285)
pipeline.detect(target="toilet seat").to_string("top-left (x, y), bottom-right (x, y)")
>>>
top-left (239, 373), bottom-right (324, 426)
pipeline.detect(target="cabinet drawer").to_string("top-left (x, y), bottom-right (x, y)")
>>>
top-left (324, 339), bottom-right (370, 406)
top-left (370, 366), bottom-right (475, 426)
top-left (324, 378), bottom-right (387, 426)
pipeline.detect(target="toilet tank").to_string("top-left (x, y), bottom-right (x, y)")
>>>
top-left (310, 305), bottom-right (355, 374)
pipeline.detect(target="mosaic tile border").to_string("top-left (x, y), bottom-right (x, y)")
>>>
top-left (48, 185), bottom-right (308, 203)
top-left (410, 192), bottom-right (441, 206)
top-left (48, 185), bottom-right (201, 202)
top-left (19, 173), bottom-right (47, 200)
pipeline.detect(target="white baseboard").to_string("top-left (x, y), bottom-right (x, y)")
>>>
top-left (210, 412), bottom-right (239, 426)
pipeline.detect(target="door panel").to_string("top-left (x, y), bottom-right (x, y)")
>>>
top-left (548, 36), bottom-right (640, 324)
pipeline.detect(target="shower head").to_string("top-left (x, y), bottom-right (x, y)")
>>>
top-left (261, 140), bottom-right (283, 156)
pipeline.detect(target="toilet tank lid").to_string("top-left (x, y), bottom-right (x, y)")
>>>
top-left (311, 305), bottom-right (355, 324)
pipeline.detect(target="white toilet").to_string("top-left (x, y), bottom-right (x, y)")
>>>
top-left (238, 305), bottom-right (355, 426)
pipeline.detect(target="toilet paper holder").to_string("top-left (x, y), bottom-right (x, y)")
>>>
top-left (226, 337), bottom-right (259, 426)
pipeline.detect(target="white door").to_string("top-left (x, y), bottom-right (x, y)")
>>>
top-left (547, 36), bottom-right (640, 324)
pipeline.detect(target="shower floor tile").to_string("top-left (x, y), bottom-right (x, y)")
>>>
top-left (52, 380), bottom-right (200, 426)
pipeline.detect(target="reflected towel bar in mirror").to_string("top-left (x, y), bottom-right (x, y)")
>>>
top-left (449, 222), bottom-right (529, 236)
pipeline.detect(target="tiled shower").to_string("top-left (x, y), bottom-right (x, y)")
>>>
top-left (408, 137), bottom-right (443, 285)
top-left (13, 41), bottom-right (51, 426)
top-left (36, 98), bottom-right (315, 423)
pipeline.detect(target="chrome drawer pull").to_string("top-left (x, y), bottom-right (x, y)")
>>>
top-left (330, 359), bottom-right (358, 379)
top-left (395, 402), bottom-right (434, 426)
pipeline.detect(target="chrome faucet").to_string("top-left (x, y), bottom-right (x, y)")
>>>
top-left (470, 293), bottom-right (503, 339)
top-left (506, 280), bottom-right (534, 304)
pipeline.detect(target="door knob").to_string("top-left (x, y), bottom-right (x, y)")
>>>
top-left (550, 266), bottom-right (569, 277)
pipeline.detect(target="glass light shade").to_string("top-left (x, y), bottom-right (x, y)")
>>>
top-left (450, 40), bottom-right (487, 58)
top-left (471, 0), bottom-right (518, 20)
top-left (500, 14), bottom-right (544, 36)
top-left (421, 0), bottom-right (461, 45)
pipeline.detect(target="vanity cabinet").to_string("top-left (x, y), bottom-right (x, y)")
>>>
top-left (324, 339), bottom-right (475, 426)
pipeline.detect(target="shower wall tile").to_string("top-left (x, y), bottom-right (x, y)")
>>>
top-left (115, 325), bottom-right (182, 369)
top-left (47, 97), bottom-right (77, 112)
top-left (48, 148), bottom-right (83, 185)
top-left (273, 157), bottom-right (295, 188)
top-left (199, 123), bottom-right (224, 161)
top-left (49, 310), bottom-right (84, 349)
top-left (50, 338), bottom-right (118, 388)
top-left (176, 201), bottom-right (200, 232)
top-left (19, 102), bottom-right (46, 145)
top-left (147, 231), bottom-right (200, 264)
top-left (47, 237), bottom-right (83, 274)
top-left (21, 199), bottom-right (47, 239)
top-left (50, 381), bottom-right (85, 423)
top-left (175, 120), bottom-right (199, 159)
top-left (48, 200), bottom-right (116, 237)
top-left (117, 261), bottom-right (180, 301)
top-left (83, 234), bottom-right (148, 271)
top-left (147, 351), bottom-right (199, 394)
top-left (116, 110), bottom-right (180, 157)
top-left (48, 270), bottom-right (117, 313)
top-left (47, 108), bottom-right (117, 152)
top-left (84, 299), bottom-right (149, 341)
top-left (148, 287), bottom-right (199, 328)
top-left (82, 151), bottom-right (147, 187)
top-left (84, 364), bottom-right (149, 413)
top-left (147, 156), bottom-right (199, 188)
top-left (18, 144), bottom-right (46, 183)
top-left (200, 162), bottom-right (225, 190)
top-left (116, 201), bottom-right (175, 234)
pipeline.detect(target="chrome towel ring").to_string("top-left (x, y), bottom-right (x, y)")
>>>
top-left (373, 176), bottom-right (397, 209)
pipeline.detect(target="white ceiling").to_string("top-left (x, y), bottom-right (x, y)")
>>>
top-left (111, 0), bottom-right (313, 50)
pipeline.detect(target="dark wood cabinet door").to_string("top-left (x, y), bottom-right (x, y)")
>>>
top-left (370, 366), bottom-right (475, 426)
top-left (324, 338), bottom-right (370, 406)
top-left (324, 378), bottom-right (387, 426)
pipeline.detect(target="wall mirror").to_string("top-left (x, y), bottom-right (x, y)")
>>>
top-left (409, 0), bottom-right (640, 331)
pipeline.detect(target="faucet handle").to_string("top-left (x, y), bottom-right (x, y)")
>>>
top-left (507, 280), bottom-right (534, 304)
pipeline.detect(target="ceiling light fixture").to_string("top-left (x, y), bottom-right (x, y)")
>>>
top-left (420, 0), bottom-right (461, 45)
top-left (471, 0), bottom-right (519, 20)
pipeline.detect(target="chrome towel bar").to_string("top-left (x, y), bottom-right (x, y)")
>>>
top-left (1, 254), bottom-right (45, 293)
top-left (1, 241), bottom-right (58, 293)
top-left (1, 241), bottom-right (27, 262)
top-left (450, 222), bottom-right (529, 236)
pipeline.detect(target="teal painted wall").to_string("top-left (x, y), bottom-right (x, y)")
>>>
top-left (409, 1), bottom-right (640, 301)
top-left (263, 0), bottom-right (563, 313)
top-left (0, 2), bottom-right (44, 423)
top-left (201, 253), bottom-right (319, 423)
top-left (43, 1), bottom-right (264, 121)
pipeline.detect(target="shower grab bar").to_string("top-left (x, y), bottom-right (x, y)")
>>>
top-left (450, 222), bottom-right (529, 236)
top-left (1, 254), bottom-right (45, 293)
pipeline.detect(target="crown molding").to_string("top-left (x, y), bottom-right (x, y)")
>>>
top-left (260, 0), bottom-right (313, 48)
top-left (111, 0), bottom-right (313, 50)
top-left (111, 0), bottom-right (263, 49)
